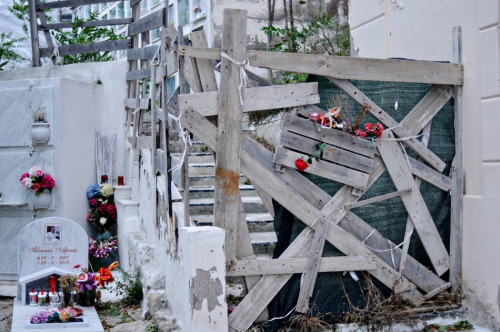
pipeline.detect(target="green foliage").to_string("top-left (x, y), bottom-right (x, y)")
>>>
top-left (0, 32), bottom-right (27, 70)
top-left (421, 320), bottom-right (473, 331)
top-left (262, 12), bottom-right (350, 56)
top-left (146, 325), bottom-right (159, 332)
top-left (113, 270), bottom-right (143, 305)
top-left (52, 12), bottom-right (122, 64)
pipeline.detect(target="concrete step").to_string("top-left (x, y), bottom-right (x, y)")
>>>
top-left (189, 175), bottom-right (249, 186)
top-left (184, 184), bottom-right (256, 199)
top-left (172, 152), bottom-right (214, 164)
top-left (251, 232), bottom-right (277, 257)
top-left (188, 163), bottom-right (216, 176)
top-left (191, 212), bottom-right (274, 232)
top-left (169, 141), bottom-right (210, 154)
top-left (189, 196), bottom-right (269, 215)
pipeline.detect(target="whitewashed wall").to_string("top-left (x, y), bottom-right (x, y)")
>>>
top-left (349, 0), bottom-right (500, 330)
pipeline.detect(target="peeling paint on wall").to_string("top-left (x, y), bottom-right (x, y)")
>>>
top-left (190, 267), bottom-right (223, 313)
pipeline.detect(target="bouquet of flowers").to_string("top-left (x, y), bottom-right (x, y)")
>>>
top-left (89, 236), bottom-right (118, 259)
top-left (76, 268), bottom-right (98, 292)
top-left (193, 5), bottom-right (201, 13)
top-left (86, 183), bottom-right (117, 232)
top-left (96, 261), bottom-right (119, 288)
top-left (19, 166), bottom-right (55, 195)
top-left (30, 307), bottom-right (79, 324)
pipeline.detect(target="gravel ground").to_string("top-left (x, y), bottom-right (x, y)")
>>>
top-left (0, 297), bottom-right (13, 332)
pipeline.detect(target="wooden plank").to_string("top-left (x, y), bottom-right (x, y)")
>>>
top-left (37, 0), bottom-right (121, 10)
top-left (28, 0), bottom-right (40, 67)
top-left (127, 45), bottom-right (160, 60)
top-left (296, 217), bottom-right (329, 313)
top-left (190, 31), bottom-right (218, 92)
top-left (280, 130), bottom-right (374, 173)
top-left (124, 98), bottom-right (150, 109)
top-left (166, 51), bottom-right (179, 77)
top-left (339, 211), bottom-right (446, 293)
top-left (450, 26), bottom-right (463, 294)
top-left (167, 87), bottom-right (180, 114)
top-left (177, 46), bottom-right (464, 85)
top-left (399, 85), bottom-right (453, 135)
top-left (180, 107), bottom-right (426, 302)
top-left (130, 135), bottom-right (154, 149)
top-left (164, 25), bottom-right (177, 48)
top-left (252, 183), bottom-right (275, 218)
top-left (273, 147), bottom-right (370, 190)
top-left (40, 39), bottom-right (131, 58)
top-left (126, 68), bottom-right (151, 81)
top-left (183, 54), bottom-right (202, 92)
top-left (130, 0), bottom-right (141, 6)
top-left (213, 9), bottom-right (247, 266)
top-left (378, 130), bottom-right (450, 276)
top-left (39, 18), bottom-right (132, 30)
top-left (283, 114), bottom-right (375, 158)
top-left (156, 149), bottom-right (166, 176)
top-left (407, 155), bottom-right (451, 191)
top-left (36, 10), bottom-right (55, 65)
top-left (424, 282), bottom-right (452, 300)
top-left (178, 83), bottom-right (319, 116)
top-left (227, 255), bottom-right (377, 276)
top-left (247, 50), bottom-right (463, 85)
top-left (345, 188), bottom-right (411, 210)
top-left (329, 78), bottom-right (447, 172)
top-left (128, 8), bottom-right (165, 37)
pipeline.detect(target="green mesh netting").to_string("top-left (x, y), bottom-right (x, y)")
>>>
top-left (264, 76), bottom-right (455, 330)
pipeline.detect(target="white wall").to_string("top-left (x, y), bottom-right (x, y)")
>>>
top-left (349, 0), bottom-right (500, 330)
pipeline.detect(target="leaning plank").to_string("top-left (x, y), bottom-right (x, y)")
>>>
top-left (378, 131), bottom-right (450, 276)
top-left (40, 39), bottom-right (131, 57)
top-left (37, 0), bottom-right (121, 10)
top-left (227, 255), bottom-right (377, 276)
top-left (181, 107), bottom-right (440, 293)
top-left (296, 217), bottom-right (329, 314)
top-left (126, 68), bottom-right (151, 81)
top-left (407, 156), bottom-right (452, 191)
top-left (339, 211), bottom-right (446, 293)
top-left (177, 47), bottom-right (463, 85)
top-left (283, 114), bottom-right (375, 158)
top-left (273, 147), bottom-right (370, 190)
top-left (128, 8), bottom-right (165, 37)
top-left (124, 98), bottom-right (150, 109)
top-left (178, 83), bottom-right (320, 115)
top-left (213, 9), bottom-right (247, 266)
top-left (39, 18), bottom-right (132, 30)
top-left (127, 45), bottom-right (160, 60)
top-left (280, 130), bottom-right (374, 173)
top-left (28, 0), bottom-right (40, 66)
top-left (344, 188), bottom-right (411, 210)
top-left (424, 282), bottom-right (452, 300)
top-left (330, 77), bottom-right (447, 172)
top-left (190, 31), bottom-right (218, 92)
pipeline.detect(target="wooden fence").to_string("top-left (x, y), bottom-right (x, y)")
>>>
top-left (29, 4), bottom-right (464, 330)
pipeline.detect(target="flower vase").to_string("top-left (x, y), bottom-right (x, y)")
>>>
top-left (31, 122), bottom-right (50, 144)
top-left (32, 190), bottom-right (51, 209)
top-left (60, 291), bottom-right (74, 308)
top-left (78, 288), bottom-right (96, 306)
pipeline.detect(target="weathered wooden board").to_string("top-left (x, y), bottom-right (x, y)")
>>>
top-left (279, 130), bottom-right (374, 173)
top-left (29, 0), bottom-right (40, 66)
top-left (378, 131), bottom-right (450, 276)
top-left (227, 255), bottom-right (376, 276)
top-left (283, 114), bottom-right (375, 158)
top-left (178, 83), bottom-right (319, 116)
top-left (274, 147), bottom-right (370, 190)
top-left (127, 45), bottom-right (160, 60)
top-left (296, 217), bottom-right (329, 313)
top-left (189, 31), bottom-right (218, 92)
top-left (329, 78), bottom-right (447, 172)
top-left (126, 68), bottom-right (151, 81)
top-left (39, 18), bottom-right (132, 30)
top-left (124, 98), bottom-right (150, 109)
top-left (407, 155), bottom-right (452, 191)
top-left (40, 39), bottom-right (131, 57)
top-left (128, 8), bottom-right (165, 37)
top-left (213, 9), bottom-right (247, 266)
top-left (177, 47), bottom-right (463, 85)
top-left (344, 188), bottom-right (411, 210)
top-left (37, 0), bottom-right (121, 10)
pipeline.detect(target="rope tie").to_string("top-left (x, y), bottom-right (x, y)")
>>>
top-left (360, 227), bottom-right (414, 253)
top-left (167, 110), bottom-right (191, 174)
top-left (51, 45), bottom-right (62, 65)
top-left (220, 52), bottom-right (248, 105)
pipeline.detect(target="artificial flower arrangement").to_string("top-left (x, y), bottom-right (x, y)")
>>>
top-left (96, 261), bottom-right (119, 288)
top-left (76, 268), bottom-right (98, 293)
top-left (86, 182), bottom-right (117, 233)
top-left (19, 166), bottom-right (55, 195)
top-left (89, 236), bottom-right (118, 259)
top-left (294, 99), bottom-right (383, 172)
top-left (193, 5), bottom-right (201, 13)
top-left (30, 306), bottom-right (80, 324)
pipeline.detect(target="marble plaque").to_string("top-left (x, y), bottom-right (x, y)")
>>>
top-left (17, 217), bottom-right (88, 280)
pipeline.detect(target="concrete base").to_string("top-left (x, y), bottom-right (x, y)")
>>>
top-left (11, 299), bottom-right (103, 332)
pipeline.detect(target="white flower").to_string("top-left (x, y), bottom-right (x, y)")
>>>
top-left (99, 183), bottom-right (115, 197)
top-left (29, 166), bottom-right (44, 177)
top-left (21, 177), bottom-right (33, 189)
top-left (99, 217), bottom-right (107, 225)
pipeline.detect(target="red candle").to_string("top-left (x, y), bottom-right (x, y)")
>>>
top-left (49, 275), bottom-right (57, 293)
top-left (118, 176), bottom-right (124, 186)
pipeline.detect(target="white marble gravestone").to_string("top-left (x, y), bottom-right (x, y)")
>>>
top-left (17, 217), bottom-right (88, 303)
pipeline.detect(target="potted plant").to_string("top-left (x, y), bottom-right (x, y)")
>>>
top-left (193, 5), bottom-right (205, 19)
top-left (20, 166), bottom-right (56, 209)
top-left (58, 274), bottom-right (77, 307)
top-left (30, 106), bottom-right (50, 144)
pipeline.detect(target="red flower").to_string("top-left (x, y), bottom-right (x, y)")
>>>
top-left (375, 123), bottom-right (384, 138)
top-left (364, 123), bottom-right (374, 133)
top-left (309, 113), bottom-right (320, 122)
top-left (42, 175), bottom-right (55, 190)
top-left (295, 158), bottom-right (309, 171)
top-left (32, 183), bottom-right (40, 191)
top-left (355, 129), bottom-right (367, 138)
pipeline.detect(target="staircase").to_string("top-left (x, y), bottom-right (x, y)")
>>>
top-left (170, 134), bottom-right (277, 257)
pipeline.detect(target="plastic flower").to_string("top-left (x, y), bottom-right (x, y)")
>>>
top-left (86, 184), bottom-right (100, 199)
top-left (29, 166), bottom-right (44, 177)
top-left (75, 269), bottom-right (98, 292)
top-left (355, 129), bottom-right (367, 138)
top-left (42, 174), bottom-right (55, 190)
top-left (364, 123), bottom-right (374, 133)
top-left (89, 198), bottom-right (97, 206)
top-left (96, 261), bottom-right (119, 287)
top-left (21, 177), bottom-right (33, 189)
top-left (193, 5), bottom-right (201, 12)
top-left (295, 158), bottom-right (309, 172)
top-left (99, 183), bottom-right (114, 197)
top-left (59, 310), bottom-right (69, 322)
top-left (77, 272), bottom-right (88, 283)
top-left (32, 182), bottom-right (40, 192)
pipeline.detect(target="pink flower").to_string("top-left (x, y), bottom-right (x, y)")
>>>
top-left (77, 272), bottom-right (88, 283)
top-left (355, 129), bottom-right (367, 138)
top-left (29, 166), bottom-right (44, 177)
top-left (20, 173), bottom-right (29, 181)
top-left (89, 198), bottom-right (97, 206)
top-left (375, 123), bottom-right (384, 138)
top-left (32, 183), bottom-right (40, 192)
top-left (364, 123), bottom-right (374, 133)
top-left (21, 177), bottom-right (32, 189)
top-left (42, 174), bottom-right (55, 190)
